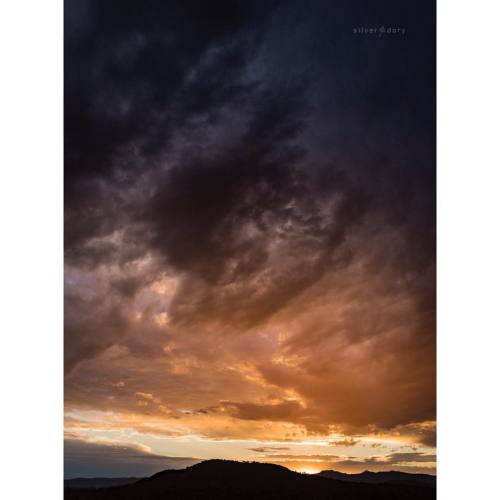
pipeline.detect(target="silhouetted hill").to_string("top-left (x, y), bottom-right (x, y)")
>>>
top-left (64, 478), bottom-right (142, 489)
top-left (319, 469), bottom-right (436, 486)
top-left (64, 459), bottom-right (436, 499)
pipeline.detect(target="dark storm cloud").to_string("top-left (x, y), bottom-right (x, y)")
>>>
top-left (146, 85), bottom-right (371, 329)
top-left (65, 0), bottom-right (281, 255)
top-left (65, 0), bottom-right (434, 281)
top-left (65, 0), bottom-right (277, 185)
top-left (65, 0), bottom-right (434, 276)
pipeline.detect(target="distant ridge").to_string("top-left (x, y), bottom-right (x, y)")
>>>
top-left (318, 469), bottom-right (436, 486)
top-left (64, 477), bottom-right (142, 489)
top-left (65, 459), bottom-right (436, 499)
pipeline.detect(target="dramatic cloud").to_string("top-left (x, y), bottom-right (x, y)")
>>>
top-left (64, 0), bottom-right (435, 477)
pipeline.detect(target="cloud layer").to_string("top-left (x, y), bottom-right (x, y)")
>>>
top-left (65, 435), bottom-right (199, 477)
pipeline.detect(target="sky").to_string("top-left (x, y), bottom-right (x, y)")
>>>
top-left (64, 0), bottom-right (436, 478)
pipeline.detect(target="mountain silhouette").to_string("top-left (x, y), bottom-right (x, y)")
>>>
top-left (65, 459), bottom-right (436, 499)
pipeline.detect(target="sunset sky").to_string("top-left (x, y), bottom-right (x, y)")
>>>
top-left (64, 0), bottom-right (435, 478)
